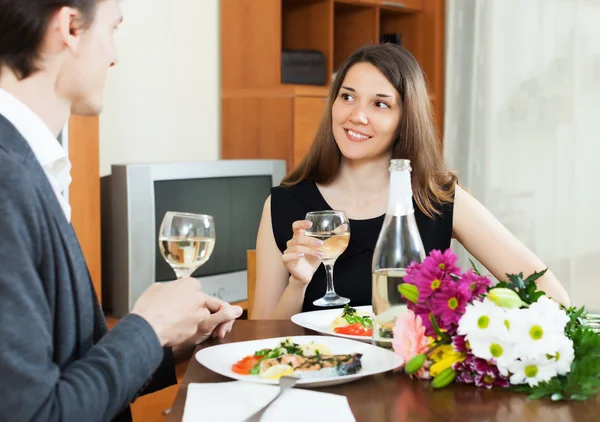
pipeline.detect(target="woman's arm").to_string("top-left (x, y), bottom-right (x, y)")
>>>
top-left (251, 196), bottom-right (307, 319)
top-left (452, 185), bottom-right (570, 306)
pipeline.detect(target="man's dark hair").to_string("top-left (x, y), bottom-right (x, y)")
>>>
top-left (0, 0), bottom-right (99, 80)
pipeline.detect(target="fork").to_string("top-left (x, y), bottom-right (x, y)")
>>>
top-left (243, 375), bottom-right (298, 422)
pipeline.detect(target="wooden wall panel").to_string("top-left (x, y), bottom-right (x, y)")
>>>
top-left (422, 0), bottom-right (446, 139)
top-left (68, 115), bottom-right (102, 303)
top-left (221, 0), bottom-right (281, 90)
top-left (334, 3), bottom-right (379, 70)
top-left (221, 96), bottom-right (294, 169)
top-left (282, 0), bottom-right (335, 85)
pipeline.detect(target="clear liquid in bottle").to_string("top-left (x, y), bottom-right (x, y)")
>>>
top-left (371, 160), bottom-right (425, 348)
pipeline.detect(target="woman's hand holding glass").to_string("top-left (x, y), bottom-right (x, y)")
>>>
top-left (282, 220), bottom-right (324, 286)
top-left (282, 211), bottom-right (351, 307)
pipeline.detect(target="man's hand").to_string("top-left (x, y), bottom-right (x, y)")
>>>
top-left (191, 295), bottom-right (244, 344)
top-left (172, 295), bottom-right (243, 363)
top-left (131, 277), bottom-right (211, 347)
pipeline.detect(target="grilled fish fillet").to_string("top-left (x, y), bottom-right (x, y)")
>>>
top-left (259, 353), bottom-right (362, 379)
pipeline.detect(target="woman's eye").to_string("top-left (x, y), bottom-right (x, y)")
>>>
top-left (374, 101), bottom-right (391, 109)
top-left (341, 93), bottom-right (354, 101)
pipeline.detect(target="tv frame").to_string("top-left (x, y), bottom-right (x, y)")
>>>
top-left (102, 159), bottom-right (286, 317)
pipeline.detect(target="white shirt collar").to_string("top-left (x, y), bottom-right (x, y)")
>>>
top-left (0, 88), bottom-right (72, 221)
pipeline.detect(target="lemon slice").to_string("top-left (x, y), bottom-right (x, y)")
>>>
top-left (260, 364), bottom-right (294, 380)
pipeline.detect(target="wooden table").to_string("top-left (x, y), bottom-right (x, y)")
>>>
top-left (167, 320), bottom-right (599, 422)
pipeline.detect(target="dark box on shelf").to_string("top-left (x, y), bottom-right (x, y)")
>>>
top-left (281, 49), bottom-right (326, 85)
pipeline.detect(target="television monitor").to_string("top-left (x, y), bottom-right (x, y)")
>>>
top-left (101, 159), bottom-right (286, 317)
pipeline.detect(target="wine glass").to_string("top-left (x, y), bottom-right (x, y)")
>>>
top-left (158, 211), bottom-right (216, 279)
top-left (304, 210), bottom-right (351, 307)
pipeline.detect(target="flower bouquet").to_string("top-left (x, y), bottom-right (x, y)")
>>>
top-left (393, 248), bottom-right (600, 401)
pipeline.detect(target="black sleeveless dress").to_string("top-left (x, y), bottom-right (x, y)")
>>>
top-left (270, 180), bottom-right (454, 312)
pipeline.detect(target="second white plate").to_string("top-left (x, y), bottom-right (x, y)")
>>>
top-left (291, 306), bottom-right (375, 342)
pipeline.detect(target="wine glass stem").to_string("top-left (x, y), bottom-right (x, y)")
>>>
top-left (174, 269), bottom-right (191, 279)
top-left (323, 260), bottom-right (337, 296)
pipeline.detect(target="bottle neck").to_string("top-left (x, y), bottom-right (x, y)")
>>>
top-left (387, 170), bottom-right (414, 216)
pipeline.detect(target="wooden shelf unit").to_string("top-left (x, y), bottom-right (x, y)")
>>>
top-left (221, 0), bottom-right (445, 171)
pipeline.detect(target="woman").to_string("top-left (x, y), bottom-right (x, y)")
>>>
top-left (251, 44), bottom-right (569, 319)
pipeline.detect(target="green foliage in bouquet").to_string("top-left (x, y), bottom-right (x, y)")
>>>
top-left (494, 268), bottom-right (547, 304)
top-left (513, 305), bottom-right (600, 401)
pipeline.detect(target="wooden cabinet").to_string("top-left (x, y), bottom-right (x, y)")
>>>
top-left (362, 0), bottom-right (423, 10)
top-left (221, 0), bottom-right (445, 171)
top-left (68, 115), bottom-right (102, 302)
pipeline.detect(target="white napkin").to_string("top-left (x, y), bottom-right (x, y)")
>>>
top-left (182, 381), bottom-right (356, 422)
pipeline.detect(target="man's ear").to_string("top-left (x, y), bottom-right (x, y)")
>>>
top-left (48, 7), bottom-right (84, 53)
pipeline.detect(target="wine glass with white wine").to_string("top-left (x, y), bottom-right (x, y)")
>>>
top-left (304, 210), bottom-right (351, 307)
top-left (158, 212), bottom-right (215, 279)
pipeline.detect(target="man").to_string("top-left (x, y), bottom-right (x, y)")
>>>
top-left (0, 1), bottom-right (242, 421)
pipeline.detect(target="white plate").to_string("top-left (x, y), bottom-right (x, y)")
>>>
top-left (291, 306), bottom-right (375, 342)
top-left (195, 335), bottom-right (403, 388)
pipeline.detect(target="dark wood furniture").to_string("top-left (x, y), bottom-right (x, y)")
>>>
top-left (166, 320), bottom-right (599, 422)
top-left (221, 0), bottom-right (446, 171)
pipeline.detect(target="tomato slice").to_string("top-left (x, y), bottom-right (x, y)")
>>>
top-left (334, 322), bottom-right (372, 336)
top-left (231, 355), bottom-right (261, 375)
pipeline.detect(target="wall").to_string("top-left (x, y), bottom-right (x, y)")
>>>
top-left (99, 0), bottom-right (220, 177)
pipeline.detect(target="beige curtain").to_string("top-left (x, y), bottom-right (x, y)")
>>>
top-left (444, 0), bottom-right (600, 310)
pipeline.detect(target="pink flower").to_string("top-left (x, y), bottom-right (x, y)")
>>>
top-left (431, 282), bottom-right (469, 332)
top-left (427, 249), bottom-right (460, 275)
top-left (392, 309), bottom-right (431, 378)
top-left (410, 249), bottom-right (459, 302)
top-left (458, 269), bottom-right (492, 298)
top-left (411, 304), bottom-right (435, 337)
top-left (413, 266), bottom-right (447, 301)
top-left (403, 261), bottom-right (422, 286)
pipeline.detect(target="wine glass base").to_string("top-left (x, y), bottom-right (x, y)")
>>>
top-left (313, 294), bottom-right (350, 307)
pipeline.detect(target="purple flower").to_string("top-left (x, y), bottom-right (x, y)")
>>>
top-left (474, 372), bottom-right (510, 389)
top-left (458, 269), bottom-right (492, 299)
top-left (452, 335), bottom-right (470, 353)
top-left (453, 359), bottom-right (475, 384)
top-left (453, 353), bottom-right (510, 389)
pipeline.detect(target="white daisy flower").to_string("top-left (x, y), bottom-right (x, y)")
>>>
top-left (508, 358), bottom-right (558, 387)
top-left (545, 336), bottom-right (575, 376)
top-left (469, 337), bottom-right (516, 376)
top-left (501, 308), bottom-right (521, 343)
top-left (529, 296), bottom-right (569, 332)
top-left (511, 308), bottom-right (563, 359)
top-left (458, 298), bottom-right (509, 341)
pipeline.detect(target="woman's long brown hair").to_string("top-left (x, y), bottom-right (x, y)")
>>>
top-left (281, 44), bottom-right (457, 218)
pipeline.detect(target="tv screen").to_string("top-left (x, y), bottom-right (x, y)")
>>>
top-left (153, 175), bottom-right (272, 282)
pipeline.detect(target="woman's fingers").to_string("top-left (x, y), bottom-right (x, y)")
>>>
top-left (282, 245), bottom-right (323, 262)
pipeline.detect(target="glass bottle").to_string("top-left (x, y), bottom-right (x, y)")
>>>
top-left (372, 159), bottom-right (426, 348)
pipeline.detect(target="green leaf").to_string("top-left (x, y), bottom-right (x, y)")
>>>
top-left (523, 268), bottom-right (548, 284)
top-left (501, 270), bottom-right (549, 305)
top-left (429, 313), bottom-right (447, 342)
top-left (468, 258), bottom-right (482, 276)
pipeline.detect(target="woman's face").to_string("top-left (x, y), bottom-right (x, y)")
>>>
top-left (331, 62), bottom-right (402, 162)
